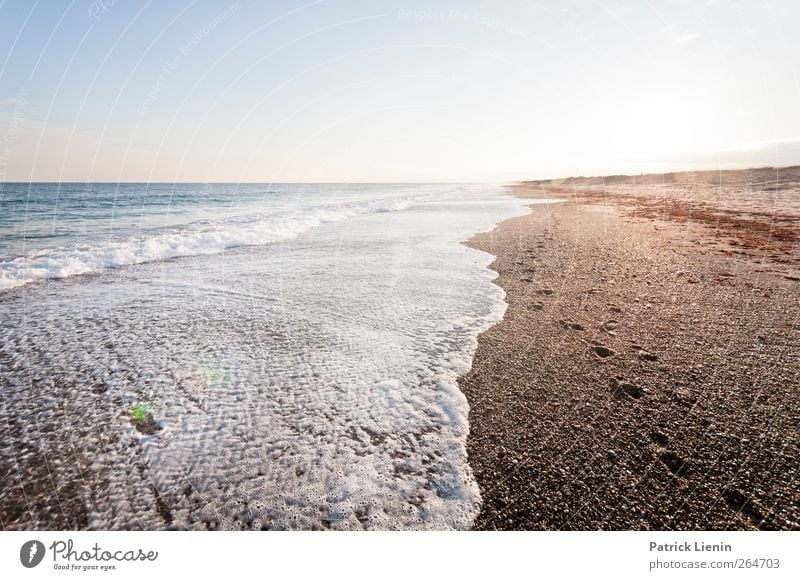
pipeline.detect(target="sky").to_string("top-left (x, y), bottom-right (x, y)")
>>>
top-left (0, 0), bottom-right (799, 182)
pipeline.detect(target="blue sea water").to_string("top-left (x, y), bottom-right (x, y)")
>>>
top-left (0, 183), bottom-right (455, 290)
top-left (0, 182), bottom-right (529, 530)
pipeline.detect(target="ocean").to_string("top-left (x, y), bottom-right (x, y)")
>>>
top-left (0, 182), bottom-right (528, 530)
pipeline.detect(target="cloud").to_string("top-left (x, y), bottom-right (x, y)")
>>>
top-left (674, 30), bottom-right (701, 43)
top-left (663, 24), bottom-right (702, 44)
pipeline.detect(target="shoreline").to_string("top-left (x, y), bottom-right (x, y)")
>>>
top-left (459, 169), bottom-right (800, 530)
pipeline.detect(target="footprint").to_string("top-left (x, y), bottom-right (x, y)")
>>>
top-left (609, 304), bottom-right (622, 313)
top-left (650, 432), bottom-right (669, 446)
top-left (610, 378), bottom-right (644, 399)
top-left (534, 288), bottom-right (554, 296)
top-left (530, 302), bottom-right (544, 311)
top-left (659, 451), bottom-right (689, 476)
top-left (592, 345), bottom-right (614, 358)
top-left (722, 489), bottom-right (774, 529)
top-left (601, 320), bottom-right (619, 332)
top-left (630, 344), bottom-right (658, 360)
top-left (560, 320), bottom-right (585, 331)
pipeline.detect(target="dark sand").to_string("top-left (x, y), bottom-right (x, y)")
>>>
top-left (459, 167), bottom-right (800, 530)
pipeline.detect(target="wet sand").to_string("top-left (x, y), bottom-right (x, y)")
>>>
top-left (459, 167), bottom-right (800, 530)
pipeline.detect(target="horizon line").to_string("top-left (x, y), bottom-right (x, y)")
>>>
top-left (3, 162), bottom-right (800, 187)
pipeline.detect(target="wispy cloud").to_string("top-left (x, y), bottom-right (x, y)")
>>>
top-left (675, 30), bottom-right (701, 43)
top-left (663, 24), bottom-right (702, 44)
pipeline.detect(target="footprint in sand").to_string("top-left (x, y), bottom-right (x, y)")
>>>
top-left (630, 344), bottom-right (659, 361)
top-left (722, 489), bottom-right (774, 529)
top-left (602, 320), bottom-right (619, 332)
top-left (601, 320), bottom-right (619, 336)
top-left (534, 288), bottom-right (554, 296)
top-left (608, 304), bottom-right (622, 313)
top-left (650, 432), bottom-right (669, 446)
top-left (592, 344), bottom-right (614, 358)
top-left (659, 451), bottom-right (689, 476)
top-left (610, 377), bottom-right (645, 399)
top-left (530, 302), bottom-right (544, 311)
top-left (560, 320), bottom-right (585, 331)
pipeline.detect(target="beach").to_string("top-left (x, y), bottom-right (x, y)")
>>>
top-left (1, 174), bottom-right (798, 531)
top-left (0, 183), bottom-right (527, 530)
top-left (459, 167), bottom-right (800, 530)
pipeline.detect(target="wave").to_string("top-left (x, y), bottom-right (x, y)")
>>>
top-left (0, 196), bottom-right (422, 292)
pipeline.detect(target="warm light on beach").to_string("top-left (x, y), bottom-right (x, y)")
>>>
top-left (0, 1), bottom-right (798, 577)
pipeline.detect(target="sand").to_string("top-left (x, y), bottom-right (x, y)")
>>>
top-left (459, 167), bottom-right (800, 530)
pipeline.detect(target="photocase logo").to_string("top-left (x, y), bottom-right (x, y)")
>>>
top-left (19, 540), bottom-right (45, 568)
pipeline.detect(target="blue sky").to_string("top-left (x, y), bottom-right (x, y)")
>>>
top-left (1, 0), bottom-right (799, 181)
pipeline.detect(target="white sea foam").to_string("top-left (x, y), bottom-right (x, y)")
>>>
top-left (0, 196), bottom-right (420, 291)
top-left (0, 184), bottom-right (529, 530)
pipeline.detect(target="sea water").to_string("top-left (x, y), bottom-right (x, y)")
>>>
top-left (0, 183), bottom-right (528, 530)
